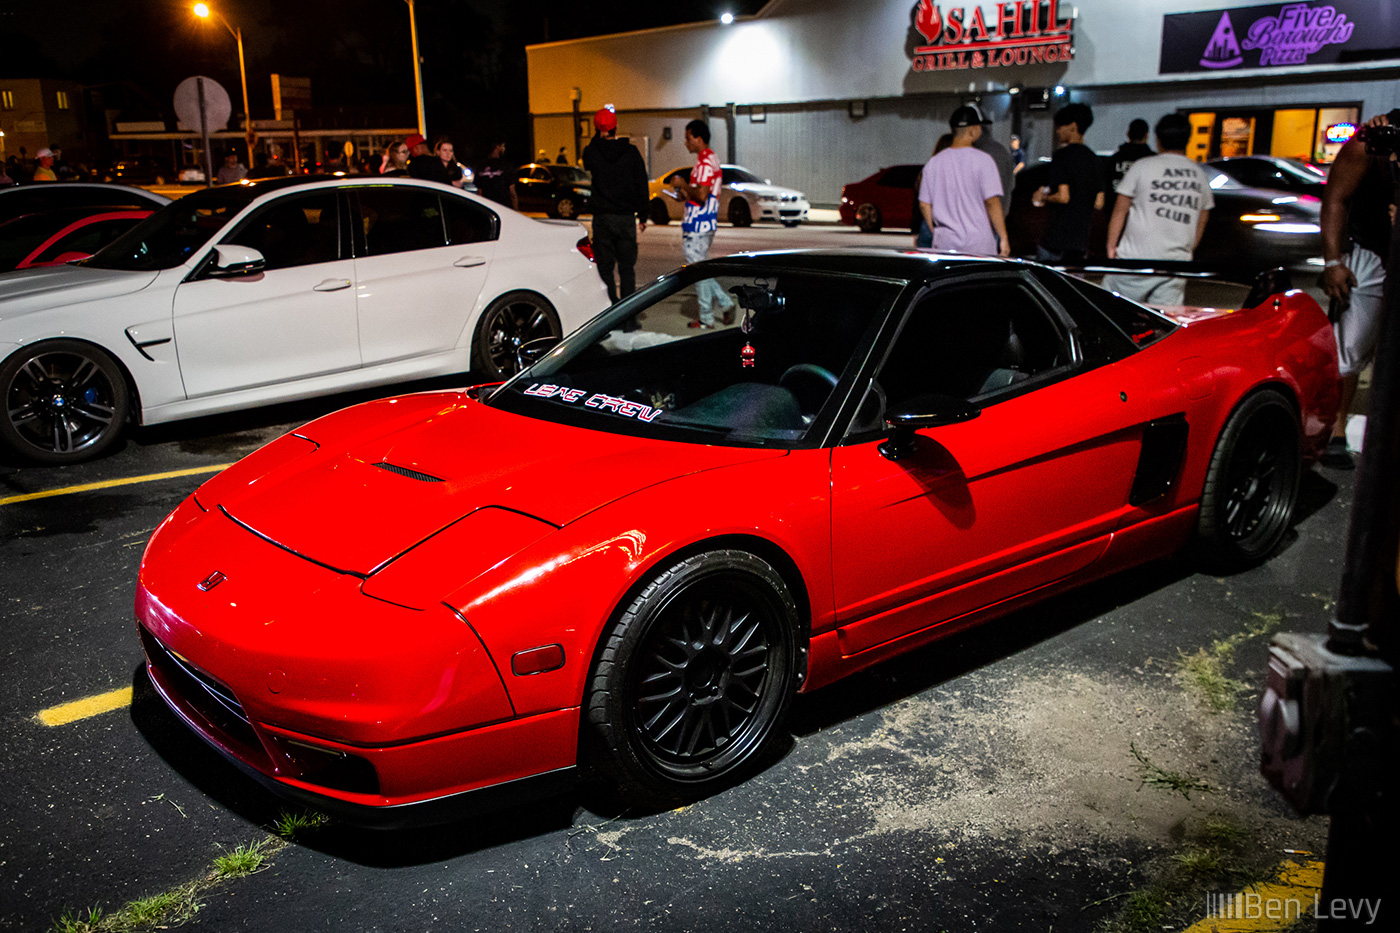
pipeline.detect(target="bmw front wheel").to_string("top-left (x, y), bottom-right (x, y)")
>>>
top-left (0, 340), bottom-right (130, 464)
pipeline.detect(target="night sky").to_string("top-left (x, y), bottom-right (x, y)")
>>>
top-left (0, 0), bottom-right (769, 158)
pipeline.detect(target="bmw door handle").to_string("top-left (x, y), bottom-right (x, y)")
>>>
top-left (313, 278), bottom-right (352, 291)
top-left (453, 257), bottom-right (487, 268)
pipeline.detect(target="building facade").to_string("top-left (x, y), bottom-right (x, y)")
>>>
top-left (0, 78), bottom-right (87, 166)
top-left (526, 0), bottom-right (1400, 207)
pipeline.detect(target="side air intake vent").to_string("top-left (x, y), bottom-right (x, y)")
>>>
top-left (374, 462), bottom-right (444, 483)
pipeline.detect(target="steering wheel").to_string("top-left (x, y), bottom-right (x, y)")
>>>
top-left (778, 363), bottom-right (839, 391)
top-left (778, 364), bottom-right (839, 422)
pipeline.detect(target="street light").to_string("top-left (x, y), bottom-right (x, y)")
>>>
top-left (193, 2), bottom-right (254, 169)
top-left (403, 0), bottom-right (427, 138)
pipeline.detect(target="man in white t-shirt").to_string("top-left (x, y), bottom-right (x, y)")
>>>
top-left (1103, 114), bottom-right (1213, 306)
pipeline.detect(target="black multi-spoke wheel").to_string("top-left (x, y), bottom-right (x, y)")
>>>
top-left (586, 550), bottom-right (800, 807)
top-left (471, 291), bottom-right (562, 381)
top-left (0, 340), bottom-right (129, 464)
top-left (855, 203), bottom-right (882, 233)
top-left (1197, 390), bottom-right (1301, 570)
top-left (554, 196), bottom-right (578, 219)
top-left (727, 199), bottom-right (752, 228)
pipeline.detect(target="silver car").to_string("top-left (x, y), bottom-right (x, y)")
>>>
top-left (648, 163), bottom-right (809, 227)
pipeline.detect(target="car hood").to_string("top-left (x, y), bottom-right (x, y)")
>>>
top-left (0, 264), bottom-right (159, 321)
top-left (208, 395), bottom-right (786, 576)
top-left (730, 182), bottom-right (805, 198)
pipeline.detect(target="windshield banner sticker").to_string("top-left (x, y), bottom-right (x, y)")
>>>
top-left (522, 383), bottom-right (665, 422)
top-left (1160, 1), bottom-right (1394, 74)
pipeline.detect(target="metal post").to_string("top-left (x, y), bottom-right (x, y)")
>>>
top-left (234, 25), bottom-right (253, 167)
top-left (197, 77), bottom-right (213, 187)
top-left (406, 0), bottom-right (427, 138)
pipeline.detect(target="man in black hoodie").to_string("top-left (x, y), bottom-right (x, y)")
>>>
top-left (582, 106), bottom-right (649, 305)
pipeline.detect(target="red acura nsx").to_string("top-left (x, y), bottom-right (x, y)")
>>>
top-left (136, 251), bottom-right (1338, 826)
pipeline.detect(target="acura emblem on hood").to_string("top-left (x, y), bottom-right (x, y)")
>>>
top-left (198, 571), bottom-right (227, 592)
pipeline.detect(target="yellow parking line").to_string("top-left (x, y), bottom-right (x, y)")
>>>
top-left (0, 464), bottom-right (232, 507)
top-left (1183, 859), bottom-right (1326, 931)
top-left (36, 687), bottom-right (134, 726)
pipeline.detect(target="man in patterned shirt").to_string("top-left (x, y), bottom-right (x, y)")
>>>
top-left (671, 119), bottom-right (737, 329)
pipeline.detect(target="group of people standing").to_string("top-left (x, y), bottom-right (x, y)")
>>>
top-left (0, 146), bottom-right (76, 187)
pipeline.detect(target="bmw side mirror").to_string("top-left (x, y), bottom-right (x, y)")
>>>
top-left (879, 394), bottom-right (980, 461)
top-left (208, 244), bottom-right (266, 278)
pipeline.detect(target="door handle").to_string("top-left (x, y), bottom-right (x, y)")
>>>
top-left (313, 278), bottom-right (352, 291)
top-left (453, 257), bottom-right (487, 268)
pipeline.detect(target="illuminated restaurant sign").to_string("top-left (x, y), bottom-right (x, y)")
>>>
top-left (909, 0), bottom-right (1075, 73)
top-left (1160, 1), bottom-right (1400, 74)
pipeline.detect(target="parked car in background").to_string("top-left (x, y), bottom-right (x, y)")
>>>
top-left (0, 183), bottom-right (170, 226)
top-left (1206, 156), bottom-right (1326, 198)
top-left (134, 249), bottom-right (1335, 826)
top-left (1005, 161), bottom-right (1323, 272)
top-left (514, 163), bottom-right (592, 219)
top-left (102, 156), bottom-right (177, 186)
top-left (0, 176), bottom-right (608, 463)
top-left (839, 164), bottom-right (922, 233)
top-left (648, 164), bottom-right (809, 227)
top-left (179, 165), bottom-right (208, 185)
top-left (0, 208), bottom-right (153, 272)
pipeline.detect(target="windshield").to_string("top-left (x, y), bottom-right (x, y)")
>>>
top-left (82, 186), bottom-right (258, 271)
top-left (554, 166), bottom-right (591, 185)
top-left (1275, 159), bottom-right (1328, 183)
top-left (723, 167), bottom-right (764, 185)
top-left (487, 266), bottom-right (904, 447)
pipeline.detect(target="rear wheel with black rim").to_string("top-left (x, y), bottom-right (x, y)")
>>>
top-left (0, 339), bottom-right (130, 464)
top-left (585, 550), bottom-right (800, 808)
top-left (649, 199), bottom-right (672, 225)
top-left (554, 196), bottom-right (578, 219)
top-left (1196, 390), bottom-right (1301, 570)
top-left (471, 291), bottom-right (561, 381)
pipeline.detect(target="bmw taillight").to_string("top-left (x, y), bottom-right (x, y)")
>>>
top-left (577, 236), bottom-right (595, 262)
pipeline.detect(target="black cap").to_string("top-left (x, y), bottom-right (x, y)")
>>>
top-left (950, 105), bottom-right (982, 129)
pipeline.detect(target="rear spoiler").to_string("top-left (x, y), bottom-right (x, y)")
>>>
top-left (1049, 260), bottom-right (1293, 310)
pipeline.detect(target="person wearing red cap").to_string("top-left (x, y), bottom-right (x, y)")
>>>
top-left (406, 134), bottom-right (444, 182)
top-left (582, 106), bottom-right (649, 307)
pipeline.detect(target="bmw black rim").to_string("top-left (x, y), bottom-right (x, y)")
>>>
top-left (628, 574), bottom-right (785, 779)
top-left (6, 351), bottom-right (117, 455)
top-left (485, 301), bottom-right (557, 377)
top-left (1222, 415), bottom-right (1294, 548)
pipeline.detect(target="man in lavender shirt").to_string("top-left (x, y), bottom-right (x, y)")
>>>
top-left (918, 106), bottom-right (1010, 257)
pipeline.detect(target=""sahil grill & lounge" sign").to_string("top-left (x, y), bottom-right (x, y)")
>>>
top-left (910, 0), bottom-right (1076, 73)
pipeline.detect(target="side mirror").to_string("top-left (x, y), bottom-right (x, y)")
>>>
top-left (878, 394), bottom-right (980, 461)
top-left (208, 244), bottom-right (265, 278)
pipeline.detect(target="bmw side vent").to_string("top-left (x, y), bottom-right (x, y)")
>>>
top-left (374, 462), bottom-right (444, 483)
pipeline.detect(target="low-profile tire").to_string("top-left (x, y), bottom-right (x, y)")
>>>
top-left (553, 196), bottom-right (578, 219)
top-left (855, 203), bottom-right (881, 233)
top-left (470, 291), bottom-right (562, 381)
top-left (585, 550), bottom-right (800, 808)
top-left (649, 198), bottom-right (672, 226)
top-left (728, 199), bottom-right (753, 227)
top-left (0, 339), bottom-right (130, 464)
top-left (1196, 390), bottom-right (1301, 571)
top-left (781, 219), bottom-right (801, 228)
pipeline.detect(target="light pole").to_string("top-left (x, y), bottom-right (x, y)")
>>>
top-left (193, 3), bottom-right (254, 169)
top-left (404, 0), bottom-right (427, 138)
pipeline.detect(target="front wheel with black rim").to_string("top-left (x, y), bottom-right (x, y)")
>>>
top-left (471, 291), bottom-right (562, 381)
top-left (1196, 390), bottom-right (1302, 571)
top-left (585, 550), bottom-right (800, 809)
top-left (0, 339), bottom-right (130, 464)
top-left (553, 196), bottom-right (578, 219)
top-left (648, 198), bottom-right (672, 225)
top-left (727, 199), bottom-right (752, 227)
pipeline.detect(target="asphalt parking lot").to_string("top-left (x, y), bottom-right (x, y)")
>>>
top-left (1, 222), bottom-right (1348, 932)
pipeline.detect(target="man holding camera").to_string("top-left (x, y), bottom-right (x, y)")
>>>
top-left (1320, 110), bottom-right (1399, 468)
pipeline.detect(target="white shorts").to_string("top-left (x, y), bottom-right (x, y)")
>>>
top-left (1333, 245), bottom-right (1386, 378)
top-left (1100, 273), bottom-right (1186, 308)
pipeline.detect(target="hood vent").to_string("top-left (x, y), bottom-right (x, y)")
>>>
top-left (374, 462), bottom-right (444, 483)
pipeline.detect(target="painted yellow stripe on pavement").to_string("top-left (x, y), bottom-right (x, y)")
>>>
top-left (1184, 859), bottom-right (1326, 931)
top-left (36, 687), bottom-right (134, 726)
top-left (0, 464), bottom-right (232, 507)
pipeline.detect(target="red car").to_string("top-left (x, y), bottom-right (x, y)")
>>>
top-left (136, 251), bottom-right (1337, 826)
top-left (839, 164), bottom-right (922, 233)
top-left (0, 208), bottom-right (153, 272)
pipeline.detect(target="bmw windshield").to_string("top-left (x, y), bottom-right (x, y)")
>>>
top-left (486, 265), bottom-right (905, 448)
top-left (82, 185), bottom-right (259, 271)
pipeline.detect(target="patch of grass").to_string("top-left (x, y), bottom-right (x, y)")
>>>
top-left (213, 838), bottom-right (271, 878)
top-left (1196, 815), bottom-right (1249, 848)
top-left (1117, 889), bottom-right (1169, 930)
top-left (1172, 847), bottom-right (1226, 874)
top-left (49, 833), bottom-right (288, 932)
top-left (1177, 612), bottom-right (1285, 712)
top-left (1130, 742), bottom-right (1212, 800)
top-left (273, 809), bottom-right (331, 840)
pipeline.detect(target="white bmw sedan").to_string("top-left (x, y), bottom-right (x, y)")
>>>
top-left (0, 176), bottom-right (609, 463)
